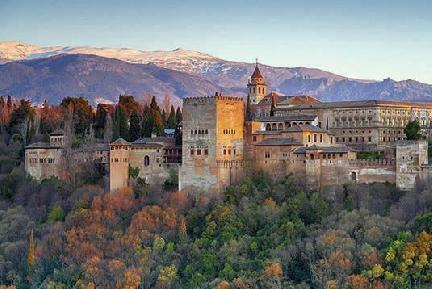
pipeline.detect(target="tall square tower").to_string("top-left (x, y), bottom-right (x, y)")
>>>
top-left (179, 95), bottom-right (244, 196)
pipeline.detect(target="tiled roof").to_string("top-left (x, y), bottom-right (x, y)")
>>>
top-left (132, 142), bottom-right (163, 148)
top-left (50, 129), bottom-right (64, 136)
top-left (285, 124), bottom-right (327, 133)
top-left (251, 65), bottom-right (263, 79)
top-left (255, 138), bottom-right (302, 146)
top-left (276, 95), bottom-right (321, 106)
top-left (293, 145), bottom-right (352, 154)
top-left (256, 115), bottom-right (317, 122)
top-left (133, 137), bottom-right (175, 144)
top-left (110, 138), bottom-right (130, 145)
top-left (26, 142), bottom-right (61, 149)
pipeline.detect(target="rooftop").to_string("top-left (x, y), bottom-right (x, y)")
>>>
top-left (275, 99), bottom-right (432, 110)
top-left (284, 124), bottom-right (327, 133)
top-left (256, 137), bottom-right (302, 146)
top-left (256, 114), bottom-right (317, 122)
top-left (294, 145), bottom-right (352, 154)
top-left (26, 142), bottom-right (61, 149)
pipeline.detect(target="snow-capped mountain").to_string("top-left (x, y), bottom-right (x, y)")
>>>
top-left (1, 40), bottom-right (432, 103)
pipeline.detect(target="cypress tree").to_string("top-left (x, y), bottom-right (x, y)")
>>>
top-left (129, 110), bottom-right (141, 141)
top-left (152, 110), bottom-right (164, 136)
top-left (142, 105), bottom-right (153, 137)
top-left (175, 107), bottom-right (182, 125)
top-left (113, 105), bottom-right (129, 140)
top-left (167, 105), bottom-right (177, 128)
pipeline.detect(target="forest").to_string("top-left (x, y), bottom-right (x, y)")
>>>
top-left (1, 95), bottom-right (432, 289)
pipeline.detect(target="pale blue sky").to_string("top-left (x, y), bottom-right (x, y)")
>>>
top-left (1, 0), bottom-right (431, 83)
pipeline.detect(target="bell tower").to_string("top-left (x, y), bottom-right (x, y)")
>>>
top-left (247, 59), bottom-right (267, 104)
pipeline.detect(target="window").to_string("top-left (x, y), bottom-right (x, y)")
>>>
top-left (144, 155), bottom-right (150, 166)
top-left (320, 134), bottom-right (323, 142)
top-left (351, 172), bottom-right (357, 181)
top-left (197, 149), bottom-right (201, 155)
top-left (205, 148), bottom-right (208, 155)
top-left (264, 152), bottom-right (271, 159)
top-left (313, 134), bottom-right (317, 142)
top-left (253, 136), bottom-right (257, 142)
top-left (191, 149), bottom-right (194, 155)
top-left (223, 149), bottom-right (226, 155)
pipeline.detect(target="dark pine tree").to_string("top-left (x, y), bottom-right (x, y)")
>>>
top-left (129, 110), bottom-right (142, 141)
top-left (113, 105), bottom-right (129, 141)
top-left (167, 105), bottom-right (177, 129)
top-left (142, 105), bottom-right (153, 137)
top-left (175, 107), bottom-right (182, 125)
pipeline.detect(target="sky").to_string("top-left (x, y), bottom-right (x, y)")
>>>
top-left (1, 0), bottom-right (432, 83)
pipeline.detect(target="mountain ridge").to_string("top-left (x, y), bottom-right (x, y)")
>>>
top-left (1, 41), bottom-right (432, 104)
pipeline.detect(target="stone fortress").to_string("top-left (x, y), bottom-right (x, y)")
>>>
top-left (25, 62), bottom-right (432, 194)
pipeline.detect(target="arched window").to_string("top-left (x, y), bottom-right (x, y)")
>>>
top-left (144, 155), bottom-right (150, 166)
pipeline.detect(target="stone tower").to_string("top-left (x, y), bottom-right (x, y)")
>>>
top-left (109, 138), bottom-right (130, 191)
top-left (179, 95), bottom-right (244, 196)
top-left (247, 60), bottom-right (267, 104)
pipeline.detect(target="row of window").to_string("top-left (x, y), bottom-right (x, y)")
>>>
top-left (191, 129), bottom-right (209, 135)
top-left (223, 148), bottom-right (237, 155)
top-left (223, 129), bottom-right (236, 135)
top-left (336, 136), bottom-right (372, 143)
top-left (263, 152), bottom-right (345, 160)
top-left (111, 158), bottom-right (128, 163)
top-left (28, 158), bottom-right (55, 164)
top-left (250, 86), bottom-right (265, 94)
top-left (308, 134), bottom-right (323, 143)
top-left (341, 130), bottom-right (372, 134)
top-left (190, 148), bottom-right (209, 156)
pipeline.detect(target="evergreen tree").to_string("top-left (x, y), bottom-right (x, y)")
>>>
top-left (150, 96), bottom-right (158, 111)
top-left (129, 110), bottom-right (142, 141)
top-left (152, 110), bottom-right (164, 136)
top-left (113, 105), bottom-right (129, 140)
top-left (167, 105), bottom-right (177, 128)
top-left (175, 107), bottom-right (182, 125)
top-left (142, 105), bottom-right (153, 137)
top-left (404, 120), bottom-right (421, 140)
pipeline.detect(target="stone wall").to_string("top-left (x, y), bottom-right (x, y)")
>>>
top-left (109, 144), bottom-right (130, 191)
top-left (25, 147), bottom-right (64, 180)
top-left (396, 141), bottom-right (429, 190)
top-left (179, 96), bottom-right (244, 196)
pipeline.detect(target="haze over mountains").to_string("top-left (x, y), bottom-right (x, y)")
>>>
top-left (1, 40), bottom-right (432, 104)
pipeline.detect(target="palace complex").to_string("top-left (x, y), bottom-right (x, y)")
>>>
top-left (25, 63), bottom-right (432, 195)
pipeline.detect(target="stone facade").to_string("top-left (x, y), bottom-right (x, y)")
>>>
top-left (272, 100), bottom-right (432, 149)
top-left (179, 95), bottom-right (244, 196)
top-left (25, 63), bottom-right (432, 195)
top-left (109, 137), bottom-right (181, 192)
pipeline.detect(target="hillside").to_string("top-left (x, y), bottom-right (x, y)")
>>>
top-left (0, 53), bottom-right (222, 105)
top-left (1, 41), bottom-right (432, 103)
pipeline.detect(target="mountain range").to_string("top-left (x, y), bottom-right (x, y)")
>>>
top-left (1, 40), bottom-right (432, 105)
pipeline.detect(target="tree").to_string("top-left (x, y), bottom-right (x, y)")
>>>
top-left (113, 105), bottom-right (129, 141)
top-left (48, 206), bottom-right (65, 222)
top-left (142, 105), bottom-right (153, 137)
top-left (167, 105), bottom-right (177, 129)
top-left (118, 95), bottom-right (140, 117)
top-left (404, 120), bottom-right (421, 140)
top-left (129, 110), bottom-right (142, 141)
top-left (152, 110), bottom-right (164, 136)
top-left (60, 97), bottom-right (93, 137)
top-left (175, 107), bottom-right (182, 125)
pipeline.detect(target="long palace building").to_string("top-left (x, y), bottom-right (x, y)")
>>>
top-left (25, 62), bottom-right (432, 195)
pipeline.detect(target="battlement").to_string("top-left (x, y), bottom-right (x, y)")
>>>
top-left (183, 95), bottom-right (243, 105)
top-left (348, 159), bottom-right (395, 167)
